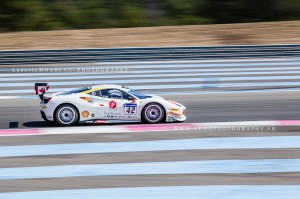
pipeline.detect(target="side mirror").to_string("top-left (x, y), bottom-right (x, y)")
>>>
top-left (127, 96), bottom-right (135, 100)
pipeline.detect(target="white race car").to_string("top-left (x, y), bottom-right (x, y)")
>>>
top-left (35, 83), bottom-right (187, 126)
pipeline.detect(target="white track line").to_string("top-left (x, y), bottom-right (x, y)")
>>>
top-left (1, 185), bottom-right (298, 199)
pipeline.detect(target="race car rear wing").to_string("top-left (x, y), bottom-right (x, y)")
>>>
top-left (35, 83), bottom-right (49, 100)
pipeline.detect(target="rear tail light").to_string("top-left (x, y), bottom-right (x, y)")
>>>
top-left (44, 97), bottom-right (52, 103)
top-left (183, 109), bottom-right (187, 115)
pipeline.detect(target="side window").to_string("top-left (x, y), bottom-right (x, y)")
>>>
top-left (121, 91), bottom-right (135, 100)
top-left (88, 90), bottom-right (101, 97)
top-left (101, 89), bottom-right (122, 99)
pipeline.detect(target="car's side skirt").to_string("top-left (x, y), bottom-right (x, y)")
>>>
top-left (79, 119), bottom-right (140, 124)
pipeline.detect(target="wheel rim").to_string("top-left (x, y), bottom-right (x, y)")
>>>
top-left (58, 107), bottom-right (76, 125)
top-left (145, 105), bottom-right (163, 123)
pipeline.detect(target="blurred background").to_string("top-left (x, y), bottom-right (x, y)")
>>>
top-left (0, 0), bottom-right (300, 50)
top-left (0, 0), bottom-right (300, 49)
top-left (1, 0), bottom-right (300, 31)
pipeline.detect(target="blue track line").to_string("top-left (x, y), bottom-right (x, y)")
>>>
top-left (1, 159), bottom-right (300, 180)
top-left (1, 136), bottom-right (300, 158)
top-left (1, 186), bottom-right (300, 199)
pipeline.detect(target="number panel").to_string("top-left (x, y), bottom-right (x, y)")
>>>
top-left (124, 103), bottom-right (137, 115)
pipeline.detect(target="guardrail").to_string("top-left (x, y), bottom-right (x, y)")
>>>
top-left (0, 44), bottom-right (300, 65)
top-left (1, 57), bottom-right (300, 97)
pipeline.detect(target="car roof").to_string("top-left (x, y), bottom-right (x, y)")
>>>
top-left (80, 84), bottom-right (127, 94)
top-left (91, 84), bottom-right (123, 90)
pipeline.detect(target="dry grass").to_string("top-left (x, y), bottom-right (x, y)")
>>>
top-left (0, 21), bottom-right (299, 50)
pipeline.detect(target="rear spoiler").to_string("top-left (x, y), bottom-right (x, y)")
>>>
top-left (35, 83), bottom-right (49, 100)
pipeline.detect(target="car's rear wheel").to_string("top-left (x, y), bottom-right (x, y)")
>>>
top-left (55, 104), bottom-right (79, 126)
top-left (142, 103), bottom-right (165, 124)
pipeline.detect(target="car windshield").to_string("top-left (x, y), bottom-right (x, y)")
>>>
top-left (128, 89), bottom-right (150, 99)
top-left (60, 87), bottom-right (90, 95)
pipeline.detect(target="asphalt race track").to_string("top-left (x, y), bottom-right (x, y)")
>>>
top-left (1, 121), bottom-right (300, 197)
top-left (0, 91), bottom-right (299, 129)
top-left (1, 90), bottom-right (300, 197)
top-left (1, 57), bottom-right (300, 129)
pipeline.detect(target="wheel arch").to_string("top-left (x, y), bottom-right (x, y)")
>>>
top-left (53, 103), bottom-right (80, 122)
top-left (141, 102), bottom-right (167, 123)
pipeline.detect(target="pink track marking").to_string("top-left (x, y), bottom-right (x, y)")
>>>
top-left (126, 123), bottom-right (198, 132)
top-left (278, 120), bottom-right (300, 126)
top-left (0, 129), bottom-right (41, 136)
top-left (1, 120), bottom-right (300, 137)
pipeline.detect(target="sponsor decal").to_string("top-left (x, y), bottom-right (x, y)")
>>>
top-left (124, 103), bottom-right (137, 107)
top-left (124, 103), bottom-right (137, 115)
top-left (94, 120), bottom-right (107, 124)
top-left (82, 111), bottom-right (89, 118)
top-left (109, 101), bottom-right (117, 109)
top-left (91, 113), bottom-right (95, 117)
top-left (85, 120), bottom-right (94, 123)
top-left (103, 111), bottom-right (121, 119)
top-left (104, 111), bottom-right (121, 116)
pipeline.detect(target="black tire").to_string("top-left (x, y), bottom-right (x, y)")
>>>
top-left (55, 104), bottom-right (79, 126)
top-left (141, 103), bottom-right (165, 124)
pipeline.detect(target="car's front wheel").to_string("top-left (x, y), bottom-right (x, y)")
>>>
top-left (55, 104), bottom-right (79, 126)
top-left (142, 103), bottom-right (165, 124)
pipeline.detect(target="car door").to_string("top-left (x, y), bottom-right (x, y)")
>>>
top-left (93, 89), bottom-right (124, 120)
top-left (120, 90), bottom-right (140, 120)
top-left (84, 90), bottom-right (105, 119)
top-left (97, 88), bottom-right (140, 120)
